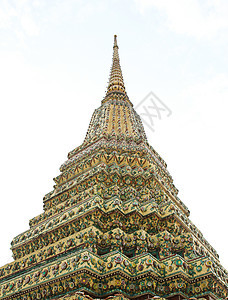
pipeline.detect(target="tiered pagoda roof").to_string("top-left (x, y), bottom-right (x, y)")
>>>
top-left (0, 36), bottom-right (227, 300)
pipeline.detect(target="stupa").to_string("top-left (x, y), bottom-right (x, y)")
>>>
top-left (0, 36), bottom-right (227, 300)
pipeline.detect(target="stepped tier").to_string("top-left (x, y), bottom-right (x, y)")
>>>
top-left (0, 36), bottom-right (227, 300)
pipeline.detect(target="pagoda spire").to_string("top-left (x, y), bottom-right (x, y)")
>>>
top-left (105, 35), bottom-right (127, 97)
top-left (1, 35), bottom-right (228, 300)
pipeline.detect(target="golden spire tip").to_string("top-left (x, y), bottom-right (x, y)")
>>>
top-left (114, 35), bottom-right (118, 48)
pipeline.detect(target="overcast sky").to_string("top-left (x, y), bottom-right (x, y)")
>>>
top-left (0, 0), bottom-right (228, 270)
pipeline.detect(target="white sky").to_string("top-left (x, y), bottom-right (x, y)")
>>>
top-left (0, 0), bottom-right (227, 270)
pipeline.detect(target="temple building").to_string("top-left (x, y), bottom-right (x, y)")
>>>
top-left (0, 36), bottom-right (227, 300)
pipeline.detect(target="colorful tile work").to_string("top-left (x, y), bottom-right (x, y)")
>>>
top-left (0, 36), bottom-right (227, 300)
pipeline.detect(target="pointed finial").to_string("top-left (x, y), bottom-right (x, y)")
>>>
top-left (105, 35), bottom-right (127, 98)
top-left (114, 35), bottom-right (118, 48)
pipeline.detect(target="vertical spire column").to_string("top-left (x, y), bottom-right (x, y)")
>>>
top-left (105, 35), bottom-right (127, 96)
